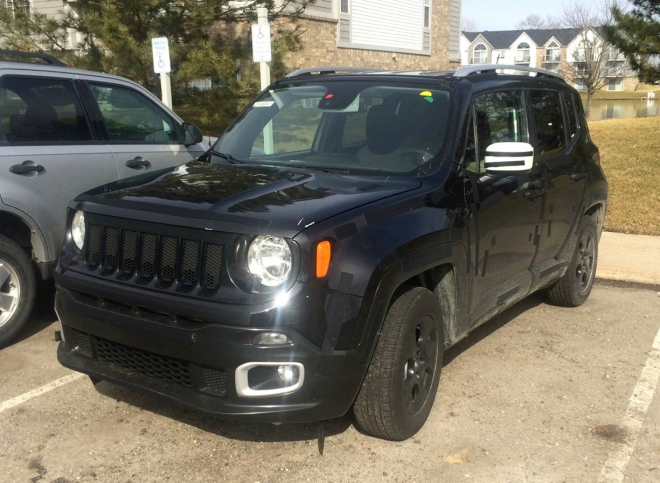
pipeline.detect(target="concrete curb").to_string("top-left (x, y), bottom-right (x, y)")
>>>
top-left (596, 232), bottom-right (660, 286)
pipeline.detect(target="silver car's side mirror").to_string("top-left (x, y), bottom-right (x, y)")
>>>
top-left (484, 142), bottom-right (534, 175)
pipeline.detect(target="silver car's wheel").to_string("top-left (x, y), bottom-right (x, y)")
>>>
top-left (0, 260), bottom-right (21, 328)
top-left (0, 235), bottom-right (37, 347)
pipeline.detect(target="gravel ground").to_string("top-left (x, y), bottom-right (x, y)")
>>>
top-left (1, 283), bottom-right (659, 483)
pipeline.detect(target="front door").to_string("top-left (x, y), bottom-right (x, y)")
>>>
top-left (81, 79), bottom-right (204, 180)
top-left (463, 89), bottom-right (544, 323)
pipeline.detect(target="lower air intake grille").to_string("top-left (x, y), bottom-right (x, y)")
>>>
top-left (94, 336), bottom-right (193, 388)
top-left (201, 367), bottom-right (228, 396)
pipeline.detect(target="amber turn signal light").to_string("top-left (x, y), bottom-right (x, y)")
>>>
top-left (316, 241), bottom-right (332, 278)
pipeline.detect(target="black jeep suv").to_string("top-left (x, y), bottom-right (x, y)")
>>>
top-left (55, 65), bottom-right (607, 441)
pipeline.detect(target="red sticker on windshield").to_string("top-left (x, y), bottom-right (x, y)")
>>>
top-left (324, 94), bottom-right (334, 99)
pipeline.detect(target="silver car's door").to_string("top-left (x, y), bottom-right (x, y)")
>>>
top-left (0, 72), bottom-right (117, 262)
top-left (79, 78), bottom-right (205, 179)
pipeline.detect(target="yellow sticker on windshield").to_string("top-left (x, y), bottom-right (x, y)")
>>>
top-left (420, 91), bottom-right (433, 97)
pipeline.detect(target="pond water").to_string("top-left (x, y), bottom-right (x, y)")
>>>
top-left (589, 99), bottom-right (660, 121)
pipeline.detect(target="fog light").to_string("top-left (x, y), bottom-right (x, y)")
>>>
top-left (277, 365), bottom-right (299, 384)
top-left (252, 332), bottom-right (293, 346)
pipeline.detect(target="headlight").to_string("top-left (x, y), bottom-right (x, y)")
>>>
top-left (71, 211), bottom-right (85, 250)
top-left (247, 236), bottom-right (292, 287)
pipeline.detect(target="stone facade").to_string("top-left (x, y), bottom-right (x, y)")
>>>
top-left (280, 0), bottom-right (457, 72)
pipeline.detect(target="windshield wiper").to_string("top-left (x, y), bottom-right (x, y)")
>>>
top-left (289, 164), bottom-right (352, 175)
top-left (212, 150), bottom-right (244, 164)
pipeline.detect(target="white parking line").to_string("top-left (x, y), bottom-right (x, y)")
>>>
top-left (0, 373), bottom-right (85, 414)
top-left (598, 324), bottom-right (660, 482)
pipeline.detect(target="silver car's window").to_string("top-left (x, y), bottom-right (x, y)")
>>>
top-left (89, 83), bottom-right (179, 144)
top-left (0, 76), bottom-right (92, 144)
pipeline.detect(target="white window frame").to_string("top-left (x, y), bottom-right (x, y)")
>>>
top-left (516, 42), bottom-right (531, 64)
top-left (424, 0), bottom-right (431, 29)
top-left (473, 43), bottom-right (487, 64)
top-left (545, 41), bottom-right (560, 62)
top-left (340, 0), bottom-right (349, 15)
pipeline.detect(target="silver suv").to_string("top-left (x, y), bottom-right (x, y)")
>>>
top-left (0, 50), bottom-right (206, 346)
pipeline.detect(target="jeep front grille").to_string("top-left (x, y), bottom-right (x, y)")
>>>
top-left (85, 224), bottom-right (224, 290)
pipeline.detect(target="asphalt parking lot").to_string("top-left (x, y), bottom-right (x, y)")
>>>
top-left (1, 282), bottom-right (659, 483)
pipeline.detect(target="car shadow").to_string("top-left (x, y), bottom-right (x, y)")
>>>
top-left (94, 380), bottom-right (353, 444)
top-left (443, 291), bottom-right (546, 366)
top-left (90, 292), bottom-right (547, 444)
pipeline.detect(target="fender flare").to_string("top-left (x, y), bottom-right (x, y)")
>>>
top-left (357, 240), bottom-right (467, 366)
top-left (0, 203), bottom-right (50, 266)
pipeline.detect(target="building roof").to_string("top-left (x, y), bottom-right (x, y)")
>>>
top-left (463, 28), bottom-right (586, 48)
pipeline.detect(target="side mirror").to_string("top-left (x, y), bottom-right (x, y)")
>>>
top-left (484, 142), bottom-right (534, 175)
top-left (182, 123), bottom-right (203, 146)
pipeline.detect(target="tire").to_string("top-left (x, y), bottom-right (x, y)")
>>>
top-left (0, 235), bottom-right (37, 347)
top-left (354, 287), bottom-right (444, 441)
top-left (547, 216), bottom-right (598, 307)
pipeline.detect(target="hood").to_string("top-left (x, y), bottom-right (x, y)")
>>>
top-left (78, 162), bottom-right (421, 236)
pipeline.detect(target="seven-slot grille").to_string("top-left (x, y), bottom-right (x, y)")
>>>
top-left (85, 224), bottom-right (224, 290)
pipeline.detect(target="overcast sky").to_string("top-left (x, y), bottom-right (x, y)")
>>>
top-left (461, 0), bottom-right (606, 31)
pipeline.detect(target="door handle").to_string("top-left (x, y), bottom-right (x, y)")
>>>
top-left (10, 161), bottom-right (45, 175)
top-left (570, 172), bottom-right (586, 182)
top-left (523, 188), bottom-right (545, 201)
top-left (126, 157), bottom-right (151, 170)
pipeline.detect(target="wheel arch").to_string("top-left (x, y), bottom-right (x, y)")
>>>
top-left (0, 208), bottom-right (50, 276)
top-left (358, 241), bottom-right (469, 368)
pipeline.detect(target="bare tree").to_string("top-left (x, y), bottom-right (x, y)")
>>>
top-left (461, 18), bottom-right (477, 32)
top-left (516, 13), bottom-right (546, 29)
top-left (558, 0), bottom-right (630, 117)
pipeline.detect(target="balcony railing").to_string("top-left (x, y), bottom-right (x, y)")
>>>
top-left (470, 57), bottom-right (488, 64)
top-left (542, 62), bottom-right (560, 73)
top-left (543, 53), bottom-right (561, 62)
top-left (514, 54), bottom-right (531, 64)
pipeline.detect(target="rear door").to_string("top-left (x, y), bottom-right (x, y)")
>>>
top-left (0, 71), bottom-right (117, 261)
top-left (533, 89), bottom-right (588, 262)
top-left (79, 78), bottom-right (205, 179)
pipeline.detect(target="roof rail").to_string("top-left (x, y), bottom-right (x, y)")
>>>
top-left (0, 49), bottom-right (67, 67)
top-left (454, 64), bottom-right (564, 81)
top-left (285, 66), bottom-right (387, 78)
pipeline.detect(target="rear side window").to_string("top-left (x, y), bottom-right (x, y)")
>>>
top-left (530, 90), bottom-right (566, 159)
top-left (0, 76), bottom-right (92, 144)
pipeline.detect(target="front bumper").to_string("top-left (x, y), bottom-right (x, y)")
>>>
top-left (55, 283), bottom-right (367, 424)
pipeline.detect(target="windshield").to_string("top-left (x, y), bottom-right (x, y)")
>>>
top-left (214, 81), bottom-right (452, 175)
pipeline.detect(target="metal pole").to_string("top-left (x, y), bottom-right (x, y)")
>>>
top-left (257, 7), bottom-right (273, 154)
top-left (160, 72), bottom-right (172, 109)
top-left (257, 7), bottom-right (271, 91)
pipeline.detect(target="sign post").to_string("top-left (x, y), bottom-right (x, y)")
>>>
top-left (152, 37), bottom-right (173, 108)
top-left (252, 8), bottom-right (272, 90)
top-left (252, 8), bottom-right (273, 153)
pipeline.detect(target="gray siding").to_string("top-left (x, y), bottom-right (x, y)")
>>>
top-left (448, 0), bottom-right (461, 61)
top-left (423, 31), bottom-right (431, 51)
top-left (306, 0), bottom-right (333, 16)
top-left (339, 18), bottom-right (351, 44)
top-left (31, 0), bottom-right (66, 17)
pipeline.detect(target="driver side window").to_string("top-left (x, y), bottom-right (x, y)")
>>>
top-left (89, 83), bottom-right (178, 143)
top-left (464, 90), bottom-right (529, 174)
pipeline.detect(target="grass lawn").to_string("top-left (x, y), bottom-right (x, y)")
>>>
top-left (582, 84), bottom-right (660, 102)
top-left (589, 116), bottom-right (660, 236)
